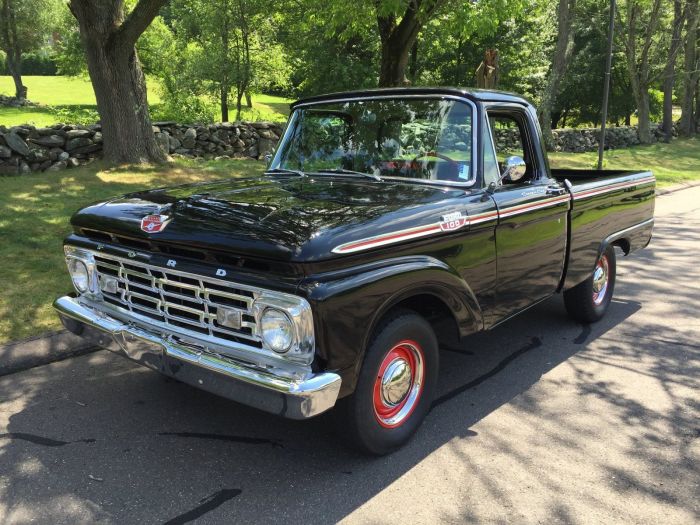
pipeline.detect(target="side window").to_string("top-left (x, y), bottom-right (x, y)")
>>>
top-left (487, 112), bottom-right (533, 184)
top-left (482, 121), bottom-right (499, 186)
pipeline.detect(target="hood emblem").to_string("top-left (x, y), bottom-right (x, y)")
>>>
top-left (141, 214), bottom-right (171, 233)
top-left (440, 211), bottom-right (468, 232)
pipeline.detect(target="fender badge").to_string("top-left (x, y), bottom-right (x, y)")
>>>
top-left (140, 214), bottom-right (171, 233)
top-left (440, 211), bottom-right (469, 232)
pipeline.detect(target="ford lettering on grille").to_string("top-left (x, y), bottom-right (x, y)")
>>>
top-left (92, 252), bottom-right (261, 348)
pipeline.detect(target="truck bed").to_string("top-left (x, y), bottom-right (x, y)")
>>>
top-left (552, 168), bottom-right (656, 291)
top-left (551, 168), bottom-right (644, 184)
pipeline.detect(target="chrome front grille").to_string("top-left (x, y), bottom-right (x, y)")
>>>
top-left (93, 253), bottom-right (262, 348)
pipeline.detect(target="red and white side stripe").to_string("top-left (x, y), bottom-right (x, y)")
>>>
top-left (572, 176), bottom-right (655, 200)
top-left (332, 177), bottom-right (654, 254)
top-left (498, 195), bottom-right (570, 219)
top-left (332, 197), bottom-right (561, 254)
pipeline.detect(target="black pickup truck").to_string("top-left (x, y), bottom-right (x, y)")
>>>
top-left (55, 88), bottom-right (655, 454)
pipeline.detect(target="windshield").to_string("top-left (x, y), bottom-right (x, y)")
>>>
top-left (271, 97), bottom-right (473, 184)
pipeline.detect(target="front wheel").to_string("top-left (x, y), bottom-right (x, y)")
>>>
top-left (334, 310), bottom-right (439, 455)
top-left (564, 245), bottom-right (617, 323)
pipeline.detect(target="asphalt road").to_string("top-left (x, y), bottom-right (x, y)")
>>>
top-left (1, 187), bottom-right (698, 525)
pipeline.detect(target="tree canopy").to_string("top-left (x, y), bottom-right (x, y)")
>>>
top-left (2, 0), bottom-right (698, 163)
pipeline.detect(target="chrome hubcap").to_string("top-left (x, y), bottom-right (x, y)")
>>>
top-left (373, 341), bottom-right (425, 428)
top-left (381, 358), bottom-right (411, 406)
top-left (592, 255), bottom-right (609, 306)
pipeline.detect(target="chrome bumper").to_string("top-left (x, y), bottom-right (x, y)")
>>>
top-left (53, 296), bottom-right (341, 419)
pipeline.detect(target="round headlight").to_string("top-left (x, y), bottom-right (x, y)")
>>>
top-left (261, 309), bottom-right (294, 353)
top-left (67, 258), bottom-right (89, 293)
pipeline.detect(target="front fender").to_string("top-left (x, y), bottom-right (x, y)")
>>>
top-left (299, 256), bottom-right (483, 396)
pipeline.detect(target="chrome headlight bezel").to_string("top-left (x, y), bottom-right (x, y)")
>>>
top-left (253, 292), bottom-right (315, 366)
top-left (64, 245), bottom-right (101, 298)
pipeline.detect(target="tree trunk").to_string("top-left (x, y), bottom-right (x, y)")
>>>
top-left (378, 33), bottom-right (414, 86)
top-left (245, 91), bottom-right (252, 108)
top-left (622, 0), bottom-right (664, 144)
top-left (680, 0), bottom-right (699, 136)
top-left (69, 0), bottom-right (167, 164)
top-left (236, 0), bottom-right (252, 116)
top-left (6, 54), bottom-right (26, 99)
top-left (376, 1), bottom-right (441, 87)
top-left (408, 40), bottom-right (418, 83)
top-left (236, 90), bottom-right (244, 121)
top-left (696, 75), bottom-right (700, 129)
top-left (637, 89), bottom-right (651, 142)
top-left (540, 0), bottom-right (577, 149)
top-left (220, 84), bottom-right (229, 123)
top-left (0, 0), bottom-right (27, 99)
top-left (662, 0), bottom-right (685, 141)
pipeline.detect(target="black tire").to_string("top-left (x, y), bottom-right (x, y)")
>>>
top-left (334, 309), bottom-right (439, 455)
top-left (564, 245), bottom-right (616, 323)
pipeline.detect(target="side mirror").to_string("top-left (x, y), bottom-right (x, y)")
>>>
top-left (500, 156), bottom-right (527, 183)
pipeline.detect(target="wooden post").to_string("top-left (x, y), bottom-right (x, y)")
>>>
top-left (475, 49), bottom-right (499, 89)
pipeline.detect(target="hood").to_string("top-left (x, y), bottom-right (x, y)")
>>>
top-left (71, 175), bottom-right (470, 262)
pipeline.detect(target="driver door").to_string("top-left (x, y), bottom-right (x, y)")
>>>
top-left (486, 107), bottom-right (569, 323)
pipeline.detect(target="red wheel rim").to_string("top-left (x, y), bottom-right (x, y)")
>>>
top-left (592, 254), bottom-right (610, 306)
top-left (373, 340), bottom-right (425, 428)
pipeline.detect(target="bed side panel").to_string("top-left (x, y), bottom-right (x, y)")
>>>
top-left (564, 171), bottom-right (655, 290)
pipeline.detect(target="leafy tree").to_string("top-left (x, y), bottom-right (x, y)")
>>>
top-left (662, 0), bottom-right (686, 139)
top-left (680, 0), bottom-right (699, 135)
top-left (320, 0), bottom-right (525, 87)
top-left (539, 0), bottom-right (577, 147)
top-left (279, 7), bottom-right (378, 96)
top-left (415, 1), bottom-right (551, 98)
top-left (165, 0), bottom-right (289, 121)
top-left (68, 0), bottom-right (168, 164)
top-left (617, 0), bottom-right (672, 143)
top-left (55, 7), bottom-right (174, 77)
top-left (554, 0), bottom-right (635, 127)
top-left (0, 0), bottom-right (61, 99)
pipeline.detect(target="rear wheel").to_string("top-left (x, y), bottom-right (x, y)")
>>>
top-left (564, 245), bottom-right (616, 323)
top-left (335, 310), bottom-right (439, 455)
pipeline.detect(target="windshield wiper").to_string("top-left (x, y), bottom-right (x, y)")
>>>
top-left (265, 167), bottom-right (307, 178)
top-left (315, 168), bottom-right (383, 182)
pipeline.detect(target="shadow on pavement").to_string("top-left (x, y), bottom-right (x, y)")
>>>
top-left (3, 292), bottom-right (677, 524)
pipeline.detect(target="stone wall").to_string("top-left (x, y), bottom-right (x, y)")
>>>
top-left (494, 123), bottom-right (670, 154)
top-left (0, 121), bottom-right (284, 175)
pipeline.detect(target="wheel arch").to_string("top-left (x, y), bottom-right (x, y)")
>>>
top-left (304, 255), bottom-right (484, 396)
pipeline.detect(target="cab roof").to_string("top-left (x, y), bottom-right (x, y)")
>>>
top-left (291, 87), bottom-right (533, 109)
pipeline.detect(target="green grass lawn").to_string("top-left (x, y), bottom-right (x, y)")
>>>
top-left (549, 137), bottom-right (700, 186)
top-left (0, 137), bottom-right (698, 344)
top-left (0, 75), bottom-right (291, 126)
top-left (0, 158), bottom-right (263, 344)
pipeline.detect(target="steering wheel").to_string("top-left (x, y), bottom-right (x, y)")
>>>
top-left (412, 151), bottom-right (459, 165)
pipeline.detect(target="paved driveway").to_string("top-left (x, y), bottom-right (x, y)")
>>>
top-left (1, 187), bottom-right (698, 524)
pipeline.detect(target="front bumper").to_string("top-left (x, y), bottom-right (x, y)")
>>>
top-left (54, 296), bottom-right (341, 419)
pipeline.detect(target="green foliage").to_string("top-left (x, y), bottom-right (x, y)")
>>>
top-left (161, 0), bottom-right (291, 121)
top-left (0, 0), bottom-right (63, 58)
top-left (9, 0), bottom-right (687, 132)
top-left (55, 4), bottom-right (177, 77)
top-left (150, 89), bottom-right (218, 124)
top-left (48, 105), bottom-right (100, 125)
top-left (0, 51), bottom-right (58, 75)
top-left (416, 0), bottom-right (550, 98)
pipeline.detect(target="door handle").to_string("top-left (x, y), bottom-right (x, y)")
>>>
top-left (546, 186), bottom-right (566, 196)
